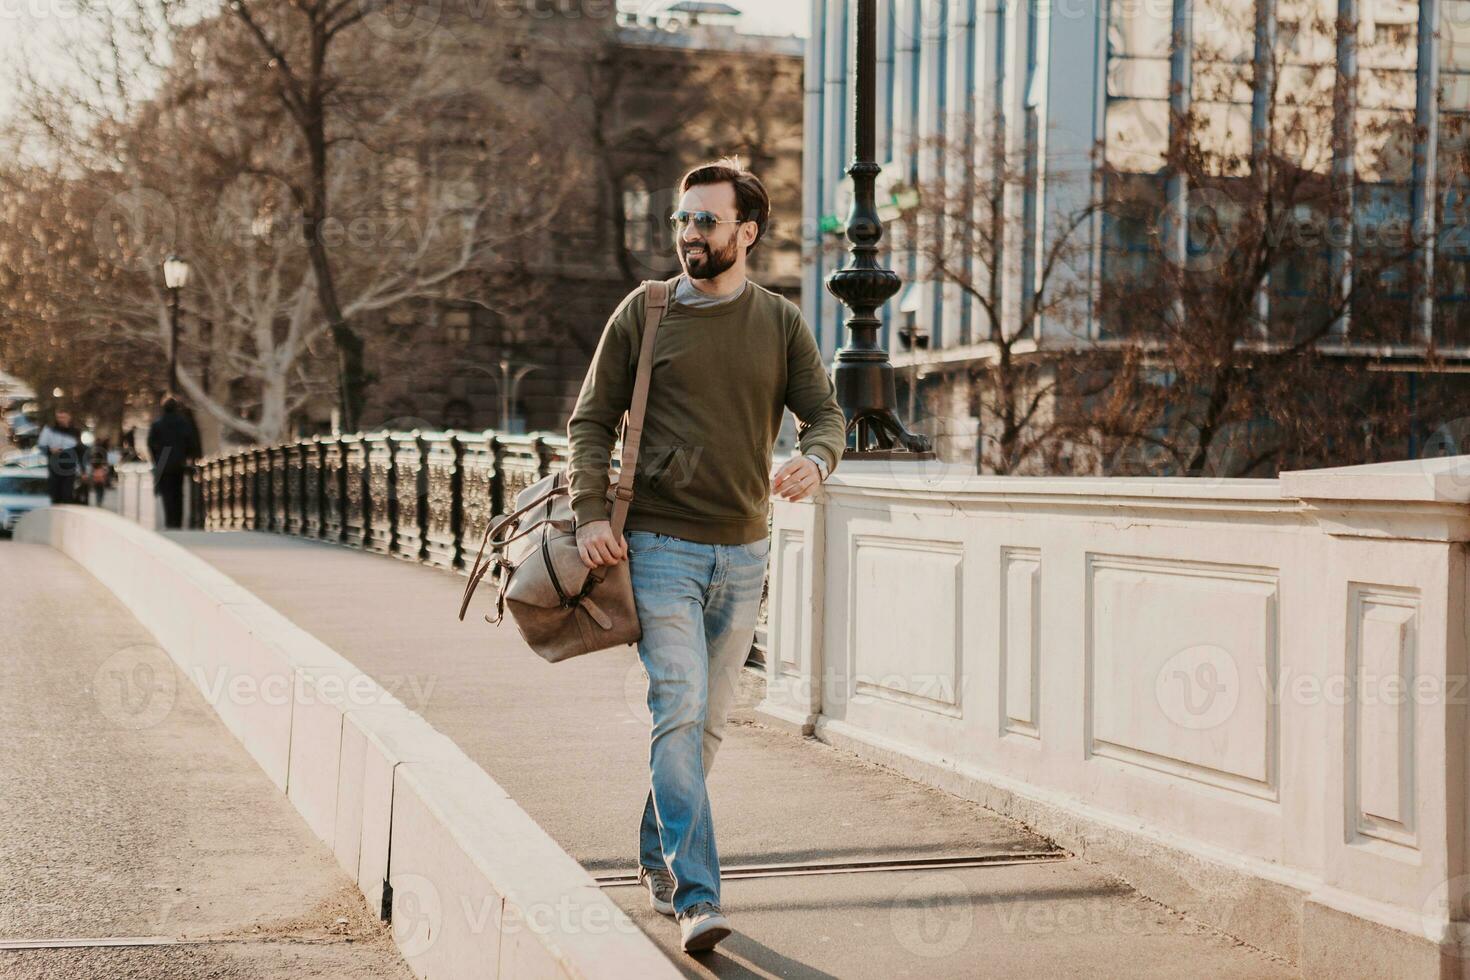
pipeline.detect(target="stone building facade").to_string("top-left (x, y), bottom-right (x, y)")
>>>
top-left (356, 12), bottom-right (805, 437)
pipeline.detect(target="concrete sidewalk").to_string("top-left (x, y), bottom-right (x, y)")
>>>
top-left (179, 531), bottom-right (1292, 978)
top-left (0, 541), bottom-right (411, 980)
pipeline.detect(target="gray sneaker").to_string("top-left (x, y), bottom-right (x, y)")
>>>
top-left (678, 902), bottom-right (732, 954)
top-left (637, 865), bottom-right (675, 916)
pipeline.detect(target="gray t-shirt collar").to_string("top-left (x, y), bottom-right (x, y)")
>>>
top-left (674, 273), bottom-right (747, 309)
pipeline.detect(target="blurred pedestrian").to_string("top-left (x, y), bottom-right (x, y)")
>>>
top-left (147, 395), bottom-right (201, 529)
top-left (90, 439), bottom-right (113, 507)
top-left (37, 409), bottom-right (86, 505)
top-left (120, 430), bottom-right (141, 464)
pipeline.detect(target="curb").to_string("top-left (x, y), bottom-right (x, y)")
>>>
top-left (18, 506), bottom-right (679, 979)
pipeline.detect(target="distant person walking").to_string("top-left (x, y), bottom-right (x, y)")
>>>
top-left (119, 430), bottom-right (141, 464)
top-left (89, 439), bottom-right (114, 507)
top-left (147, 396), bottom-right (201, 529)
top-left (37, 409), bottom-right (86, 505)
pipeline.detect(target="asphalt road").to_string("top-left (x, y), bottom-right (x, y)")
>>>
top-left (0, 540), bottom-right (412, 980)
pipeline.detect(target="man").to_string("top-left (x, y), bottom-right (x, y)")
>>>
top-left (567, 159), bottom-right (845, 954)
top-left (38, 409), bottom-right (85, 505)
top-left (147, 395), bottom-right (202, 529)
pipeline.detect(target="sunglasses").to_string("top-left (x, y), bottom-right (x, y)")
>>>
top-left (669, 210), bottom-right (746, 235)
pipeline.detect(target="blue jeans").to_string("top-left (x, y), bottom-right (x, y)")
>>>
top-left (628, 529), bottom-right (770, 914)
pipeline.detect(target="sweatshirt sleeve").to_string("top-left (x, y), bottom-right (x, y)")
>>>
top-left (566, 287), bottom-right (643, 526)
top-left (783, 307), bottom-right (847, 475)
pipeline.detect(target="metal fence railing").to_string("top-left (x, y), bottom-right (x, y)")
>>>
top-left (200, 430), bottom-right (572, 570)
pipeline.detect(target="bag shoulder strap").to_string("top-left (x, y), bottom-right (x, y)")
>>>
top-left (609, 277), bottom-right (676, 537)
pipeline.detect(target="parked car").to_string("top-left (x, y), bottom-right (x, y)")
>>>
top-left (0, 448), bottom-right (46, 470)
top-left (0, 467), bottom-right (50, 536)
top-left (6, 422), bottom-right (38, 449)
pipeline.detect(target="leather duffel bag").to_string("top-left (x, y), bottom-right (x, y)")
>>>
top-left (457, 278), bottom-right (673, 662)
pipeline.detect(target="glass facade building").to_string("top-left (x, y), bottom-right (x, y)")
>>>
top-left (803, 0), bottom-right (1470, 360)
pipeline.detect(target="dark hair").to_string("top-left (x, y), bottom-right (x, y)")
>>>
top-left (161, 395), bottom-right (179, 413)
top-left (680, 157), bottom-right (770, 254)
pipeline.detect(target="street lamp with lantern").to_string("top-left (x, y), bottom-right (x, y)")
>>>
top-left (460, 359), bottom-right (539, 434)
top-left (497, 358), bottom-right (538, 435)
top-left (162, 255), bottom-right (191, 394)
top-left (826, 0), bottom-right (934, 460)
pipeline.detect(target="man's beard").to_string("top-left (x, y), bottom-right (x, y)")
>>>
top-left (679, 235), bottom-right (739, 280)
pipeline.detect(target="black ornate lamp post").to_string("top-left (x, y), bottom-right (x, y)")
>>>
top-left (826, 0), bottom-right (933, 460)
top-left (162, 255), bottom-right (191, 394)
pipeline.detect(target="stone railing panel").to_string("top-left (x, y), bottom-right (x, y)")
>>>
top-left (364, 432), bottom-right (394, 555)
top-left (458, 432), bottom-right (499, 564)
top-left (268, 446), bottom-right (286, 533)
top-left (342, 434), bottom-right (368, 549)
top-left (302, 439), bottom-right (324, 539)
top-left (201, 459), bottom-right (218, 529)
top-left (284, 444), bottom-right (304, 535)
top-left (229, 454), bottom-right (246, 531)
top-left (394, 431), bottom-right (430, 563)
top-left (252, 447), bottom-right (270, 531)
top-left (498, 435), bottom-right (544, 507)
top-left (322, 437), bottom-right (346, 543)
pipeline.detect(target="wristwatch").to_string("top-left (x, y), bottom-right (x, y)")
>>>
top-left (804, 452), bottom-right (830, 482)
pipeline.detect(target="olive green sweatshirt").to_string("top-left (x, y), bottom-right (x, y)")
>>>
top-left (567, 278), bottom-right (846, 545)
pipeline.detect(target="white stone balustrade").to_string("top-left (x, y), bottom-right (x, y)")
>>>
top-left (760, 456), bottom-right (1470, 978)
top-left (113, 460), bottom-right (197, 529)
top-left (114, 461), bottom-right (156, 527)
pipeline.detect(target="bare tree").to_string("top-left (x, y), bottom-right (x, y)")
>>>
top-left (885, 109), bottom-right (1101, 474)
top-left (220, 0), bottom-right (378, 429)
top-left (209, 0), bottom-right (575, 428)
top-left (0, 0), bottom-right (568, 446)
top-left (1088, 0), bottom-right (1422, 476)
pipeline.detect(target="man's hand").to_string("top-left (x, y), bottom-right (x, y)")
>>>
top-left (576, 519), bottom-right (627, 569)
top-left (771, 456), bottom-right (822, 502)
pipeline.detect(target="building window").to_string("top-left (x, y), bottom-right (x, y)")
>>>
top-left (1100, 172), bottom-right (1168, 339)
top-left (1264, 0), bottom-right (1340, 341)
top-left (386, 305), bottom-right (418, 340)
top-left (1349, 0), bottom-right (1419, 344)
top-left (1190, 0), bottom-right (1256, 177)
top-left (1104, 0), bottom-right (1171, 174)
top-left (897, 283), bottom-right (928, 348)
top-left (1099, 0), bottom-right (1172, 338)
top-left (1352, 183), bottom-right (1416, 344)
top-left (442, 309), bottom-right (472, 345)
top-left (622, 175), bottom-right (653, 255)
top-left (1268, 200), bottom-right (1334, 342)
